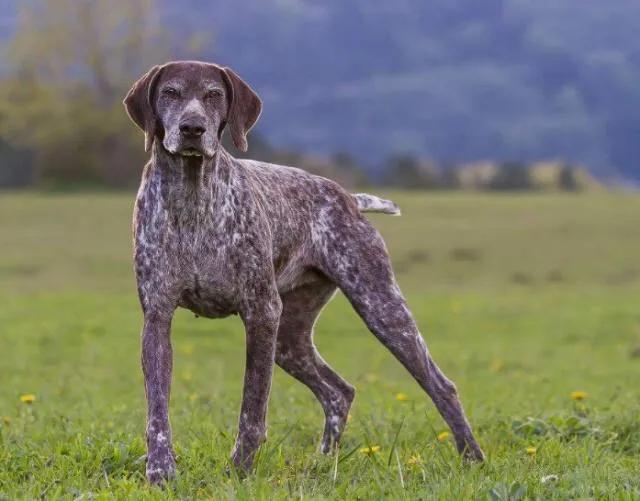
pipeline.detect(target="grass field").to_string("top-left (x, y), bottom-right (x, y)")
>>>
top-left (1, 191), bottom-right (640, 499)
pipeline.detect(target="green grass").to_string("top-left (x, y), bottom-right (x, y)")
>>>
top-left (1, 191), bottom-right (640, 499)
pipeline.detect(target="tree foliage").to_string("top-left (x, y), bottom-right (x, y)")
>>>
top-left (0, 0), bottom-right (192, 187)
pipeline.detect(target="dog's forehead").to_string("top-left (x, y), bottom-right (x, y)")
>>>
top-left (159, 61), bottom-right (225, 89)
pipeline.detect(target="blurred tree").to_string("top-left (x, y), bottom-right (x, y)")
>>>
top-left (488, 162), bottom-right (534, 191)
top-left (0, 0), bottom-right (203, 187)
top-left (384, 154), bottom-right (441, 189)
top-left (558, 164), bottom-right (579, 192)
top-left (440, 164), bottom-right (461, 190)
top-left (0, 139), bottom-right (34, 187)
top-left (330, 151), bottom-right (368, 186)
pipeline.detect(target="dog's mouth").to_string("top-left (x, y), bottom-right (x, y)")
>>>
top-left (163, 137), bottom-right (215, 161)
top-left (179, 147), bottom-right (204, 158)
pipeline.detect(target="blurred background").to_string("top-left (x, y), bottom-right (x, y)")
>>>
top-left (1, 2), bottom-right (640, 497)
top-left (0, 0), bottom-right (639, 190)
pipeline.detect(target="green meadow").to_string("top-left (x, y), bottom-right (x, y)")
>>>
top-left (1, 192), bottom-right (639, 499)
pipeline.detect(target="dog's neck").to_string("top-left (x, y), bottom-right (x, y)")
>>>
top-left (150, 141), bottom-right (232, 226)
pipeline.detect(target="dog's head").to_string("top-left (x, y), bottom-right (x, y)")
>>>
top-left (124, 61), bottom-right (261, 158)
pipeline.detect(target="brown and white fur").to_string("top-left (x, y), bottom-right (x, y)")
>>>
top-left (124, 60), bottom-right (484, 484)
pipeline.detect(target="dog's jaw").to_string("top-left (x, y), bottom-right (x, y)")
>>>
top-left (162, 128), bottom-right (217, 160)
top-left (179, 148), bottom-right (203, 158)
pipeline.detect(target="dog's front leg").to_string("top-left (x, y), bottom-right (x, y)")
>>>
top-left (231, 297), bottom-right (282, 472)
top-left (141, 311), bottom-right (176, 484)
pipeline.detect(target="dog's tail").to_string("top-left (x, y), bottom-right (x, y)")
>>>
top-left (353, 193), bottom-right (401, 216)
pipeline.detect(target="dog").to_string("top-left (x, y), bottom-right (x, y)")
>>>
top-left (124, 60), bottom-right (484, 483)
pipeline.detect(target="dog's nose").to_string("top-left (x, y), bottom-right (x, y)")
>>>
top-left (179, 120), bottom-right (206, 138)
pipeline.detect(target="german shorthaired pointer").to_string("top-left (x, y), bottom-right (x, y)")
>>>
top-left (124, 60), bottom-right (484, 483)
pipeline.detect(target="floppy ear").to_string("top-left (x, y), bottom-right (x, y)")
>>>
top-left (222, 67), bottom-right (262, 152)
top-left (123, 65), bottom-right (163, 152)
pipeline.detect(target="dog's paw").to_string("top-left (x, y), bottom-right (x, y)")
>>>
top-left (230, 429), bottom-right (265, 474)
top-left (230, 451), bottom-right (254, 476)
top-left (462, 442), bottom-right (485, 463)
top-left (146, 452), bottom-right (176, 485)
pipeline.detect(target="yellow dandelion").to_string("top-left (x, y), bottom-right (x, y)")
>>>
top-left (181, 371), bottom-right (192, 381)
top-left (570, 390), bottom-right (588, 401)
top-left (189, 393), bottom-right (198, 402)
top-left (437, 431), bottom-right (450, 442)
top-left (2, 416), bottom-right (11, 426)
top-left (20, 394), bottom-right (36, 404)
top-left (181, 344), bottom-right (194, 355)
top-left (347, 413), bottom-right (352, 422)
top-left (489, 358), bottom-right (504, 373)
top-left (407, 454), bottom-right (422, 467)
top-left (525, 446), bottom-right (537, 456)
top-left (360, 445), bottom-right (381, 455)
top-left (395, 392), bottom-right (409, 402)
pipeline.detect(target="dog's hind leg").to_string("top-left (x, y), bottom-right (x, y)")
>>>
top-left (319, 215), bottom-right (484, 461)
top-left (276, 281), bottom-right (355, 453)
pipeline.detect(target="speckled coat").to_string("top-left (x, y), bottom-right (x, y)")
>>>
top-left (124, 61), bottom-right (483, 484)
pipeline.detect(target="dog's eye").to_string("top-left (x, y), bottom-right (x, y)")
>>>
top-left (162, 87), bottom-right (180, 98)
top-left (204, 89), bottom-right (223, 100)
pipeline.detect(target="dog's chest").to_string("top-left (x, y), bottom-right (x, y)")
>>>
top-left (172, 223), bottom-right (243, 318)
top-left (136, 197), bottom-right (244, 318)
top-left (178, 271), bottom-right (238, 318)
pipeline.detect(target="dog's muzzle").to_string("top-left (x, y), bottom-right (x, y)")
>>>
top-left (177, 119), bottom-right (206, 157)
